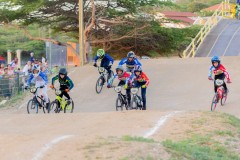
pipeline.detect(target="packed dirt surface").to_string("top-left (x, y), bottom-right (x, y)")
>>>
top-left (1, 57), bottom-right (240, 159)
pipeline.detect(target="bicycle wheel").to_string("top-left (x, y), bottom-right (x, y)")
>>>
top-left (96, 76), bottom-right (104, 94)
top-left (136, 95), bottom-right (143, 110)
top-left (64, 100), bottom-right (74, 113)
top-left (41, 98), bottom-right (50, 114)
top-left (211, 93), bottom-right (219, 111)
top-left (48, 101), bottom-right (60, 113)
top-left (221, 91), bottom-right (228, 106)
top-left (130, 96), bottom-right (138, 110)
top-left (27, 99), bottom-right (38, 114)
top-left (116, 95), bottom-right (123, 111)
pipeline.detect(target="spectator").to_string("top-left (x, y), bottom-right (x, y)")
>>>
top-left (22, 61), bottom-right (32, 76)
top-left (42, 56), bottom-right (46, 65)
top-left (7, 64), bottom-right (14, 75)
top-left (0, 63), bottom-right (4, 75)
top-left (2, 67), bottom-right (11, 99)
top-left (34, 59), bottom-right (39, 64)
top-left (10, 57), bottom-right (18, 69)
top-left (30, 52), bottom-right (34, 63)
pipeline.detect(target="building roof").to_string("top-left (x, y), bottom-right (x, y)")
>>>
top-left (203, 3), bottom-right (222, 11)
top-left (161, 11), bottom-right (197, 17)
top-left (203, 4), bottom-right (222, 11)
top-left (166, 16), bottom-right (195, 24)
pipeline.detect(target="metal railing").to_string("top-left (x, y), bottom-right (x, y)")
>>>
top-left (182, 1), bottom-right (232, 58)
top-left (0, 73), bottom-right (26, 100)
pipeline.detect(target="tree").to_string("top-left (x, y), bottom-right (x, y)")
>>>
top-left (0, 0), bottom-right (162, 63)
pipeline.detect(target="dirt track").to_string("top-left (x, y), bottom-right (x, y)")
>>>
top-left (1, 57), bottom-right (240, 159)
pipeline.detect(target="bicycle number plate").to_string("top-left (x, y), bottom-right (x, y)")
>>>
top-left (215, 79), bottom-right (224, 86)
top-left (131, 88), bottom-right (139, 94)
top-left (98, 67), bottom-right (105, 73)
top-left (30, 87), bottom-right (37, 93)
top-left (114, 86), bottom-right (122, 93)
top-left (55, 90), bottom-right (62, 96)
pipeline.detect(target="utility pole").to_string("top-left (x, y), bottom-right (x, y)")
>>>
top-left (79, 0), bottom-right (84, 66)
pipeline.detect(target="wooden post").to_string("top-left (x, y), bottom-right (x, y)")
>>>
top-left (79, 0), bottom-right (84, 66)
top-left (7, 50), bottom-right (11, 64)
top-left (16, 49), bottom-right (21, 68)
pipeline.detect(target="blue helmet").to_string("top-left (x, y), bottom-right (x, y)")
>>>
top-left (127, 51), bottom-right (135, 58)
top-left (211, 56), bottom-right (220, 68)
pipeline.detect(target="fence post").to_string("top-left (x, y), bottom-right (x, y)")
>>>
top-left (191, 40), bottom-right (195, 57)
top-left (17, 73), bottom-right (20, 95)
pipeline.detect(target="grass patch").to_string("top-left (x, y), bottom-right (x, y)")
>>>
top-left (119, 156), bottom-right (158, 160)
top-left (122, 135), bottom-right (156, 143)
top-left (0, 92), bottom-right (27, 108)
top-left (163, 134), bottom-right (240, 160)
top-left (222, 113), bottom-right (240, 130)
top-left (83, 141), bottom-right (112, 150)
top-left (214, 130), bottom-right (234, 137)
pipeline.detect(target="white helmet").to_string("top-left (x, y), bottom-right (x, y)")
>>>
top-left (32, 64), bottom-right (40, 77)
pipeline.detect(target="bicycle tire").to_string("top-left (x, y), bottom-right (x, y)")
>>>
top-left (211, 93), bottom-right (219, 111)
top-left (116, 95), bottom-right (123, 111)
top-left (96, 76), bottom-right (104, 94)
top-left (221, 91), bottom-right (228, 106)
top-left (49, 101), bottom-right (60, 113)
top-left (130, 96), bottom-right (138, 110)
top-left (64, 100), bottom-right (74, 113)
top-left (41, 98), bottom-right (50, 114)
top-left (136, 95), bottom-right (143, 110)
top-left (27, 99), bottom-right (38, 114)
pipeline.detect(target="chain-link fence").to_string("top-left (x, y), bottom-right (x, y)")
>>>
top-left (0, 73), bottom-right (26, 100)
top-left (46, 42), bottom-right (67, 69)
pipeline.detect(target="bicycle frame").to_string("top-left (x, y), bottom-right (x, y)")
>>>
top-left (30, 87), bottom-right (45, 107)
top-left (215, 79), bottom-right (225, 99)
top-left (130, 87), bottom-right (142, 109)
top-left (114, 86), bottom-right (128, 105)
top-left (53, 89), bottom-right (67, 110)
top-left (98, 67), bottom-right (108, 81)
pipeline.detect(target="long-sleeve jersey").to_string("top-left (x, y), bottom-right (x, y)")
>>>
top-left (52, 75), bottom-right (74, 90)
top-left (130, 72), bottom-right (150, 86)
top-left (118, 57), bottom-right (142, 68)
top-left (208, 64), bottom-right (230, 80)
top-left (27, 72), bottom-right (48, 86)
top-left (94, 53), bottom-right (114, 64)
top-left (108, 72), bottom-right (131, 85)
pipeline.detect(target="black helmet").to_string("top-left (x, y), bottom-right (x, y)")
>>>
top-left (59, 68), bottom-right (67, 76)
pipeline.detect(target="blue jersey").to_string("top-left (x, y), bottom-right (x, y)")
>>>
top-left (119, 57), bottom-right (142, 68)
top-left (27, 72), bottom-right (48, 86)
top-left (94, 53), bottom-right (114, 64)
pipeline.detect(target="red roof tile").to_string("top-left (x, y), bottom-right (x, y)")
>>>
top-left (165, 16), bottom-right (195, 24)
top-left (161, 11), bottom-right (197, 17)
top-left (203, 4), bottom-right (222, 11)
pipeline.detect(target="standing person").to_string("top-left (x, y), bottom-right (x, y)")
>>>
top-left (22, 61), bottom-right (32, 76)
top-left (2, 67), bottom-right (11, 98)
top-left (25, 64), bottom-right (50, 109)
top-left (30, 52), bottom-right (35, 63)
top-left (34, 59), bottom-right (39, 65)
top-left (7, 64), bottom-right (14, 75)
top-left (0, 63), bottom-right (4, 75)
top-left (42, 56), bottom-right (46, 66)
top-left (208, 56), bottom-right (231, 93)
top-left (130, 66), bottom-right (150, 110)
top-left (93, 49), bottom-right (114, 82)
top-left (10, 57), bottom-right (18, 70)
top-left (119, 51), bottom-right (142, 73)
